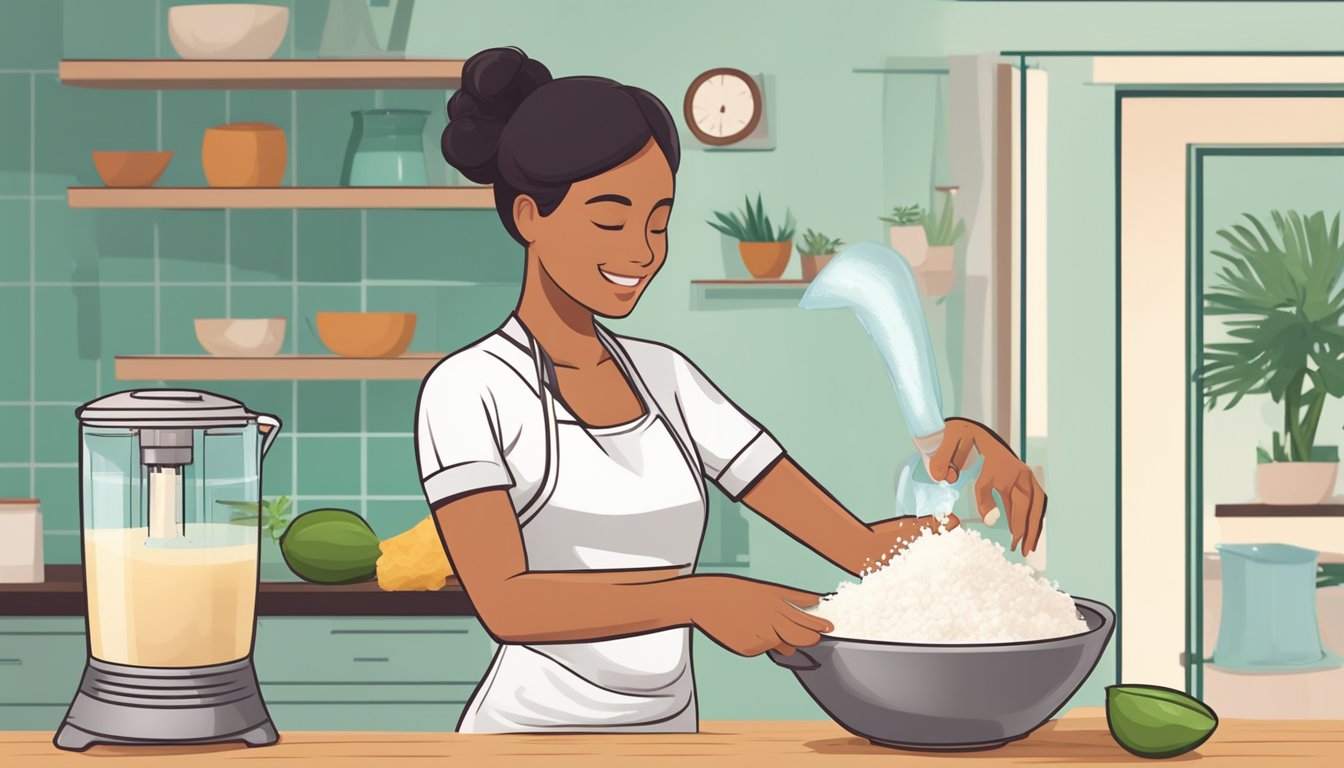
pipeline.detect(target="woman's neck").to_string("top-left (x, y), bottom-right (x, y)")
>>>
top-left (516, 255), bottom-right (607, 369)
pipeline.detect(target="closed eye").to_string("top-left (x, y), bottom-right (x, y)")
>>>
top-left (650, 228), bottom-right (667, 235)
top-left (592, 222), bottom-right (624, 231)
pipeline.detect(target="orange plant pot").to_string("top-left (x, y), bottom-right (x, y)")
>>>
top-left (801, 252), bottom-right (835, 281)
top-left (202, 122), bottom-right (287, 187)
top-left (738, 241), bottom-right (793, 279)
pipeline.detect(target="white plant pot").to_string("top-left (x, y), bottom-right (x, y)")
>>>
top-left (888, 225), bottom-right (928, 267)
top-left (1257, 461), bottom-right (1339, 505)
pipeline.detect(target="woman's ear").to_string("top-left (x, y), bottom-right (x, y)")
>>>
top-left (513, 195), bottom-right (540, 244)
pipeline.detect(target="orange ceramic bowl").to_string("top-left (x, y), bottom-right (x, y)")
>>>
top-left (91, 151), bottom-right (173, 187)
top-left (316, 312), bottom-right (416, 358)
top-left (201, 122), bottom-right (287, 187)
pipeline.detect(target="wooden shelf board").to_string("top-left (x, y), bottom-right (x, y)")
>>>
top-left (69, 186), bottom-right (494, 210)
top-left (1215, 503), bottom-right (1344, 518)
top-left (60, 58), bottom-right (465, 90)
top-left (116, 354), bottom-right (443, 381)
top-left (1, 565), bottom-right (472, 617)
top-left (691, 279), bottom-right (811, 285)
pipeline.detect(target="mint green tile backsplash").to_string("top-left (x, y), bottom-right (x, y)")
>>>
top-left (3, 1), bottom-right (466, 547)
top-left (0, 200), bottom-right (31, 281)
top-left (0, 74), bottom-right (31, 196)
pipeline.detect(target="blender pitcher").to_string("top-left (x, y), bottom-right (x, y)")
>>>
top-left (55, 390), bottom-right (282, 751)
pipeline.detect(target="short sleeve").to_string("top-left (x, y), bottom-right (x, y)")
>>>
top-left (672, 352), bottom-right (785, 501)
top-left (415, 355), bottom-right (516, 507)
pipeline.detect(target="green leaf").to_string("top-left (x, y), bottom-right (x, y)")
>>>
top-left (1310, 445), bottom-right (1339, 462)
top-left (1256, 446), bottom-right (1273, 464)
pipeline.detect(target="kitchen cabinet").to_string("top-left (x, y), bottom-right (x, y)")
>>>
top-left (0, 616), bottom-right (494, 733)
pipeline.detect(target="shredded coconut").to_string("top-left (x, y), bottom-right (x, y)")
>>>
top-left (808, 525), bottom-right (1089, 644)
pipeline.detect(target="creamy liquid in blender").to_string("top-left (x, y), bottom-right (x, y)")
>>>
top-left (85, 523), bottom-right (257, 668)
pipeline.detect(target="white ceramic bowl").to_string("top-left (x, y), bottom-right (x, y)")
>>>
top-left (195, 318), bottom-right (286, 357)
top-left (168, 4), bottom-right (289, 60)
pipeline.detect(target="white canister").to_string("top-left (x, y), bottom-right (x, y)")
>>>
top-left (0, 498), bottom-right (43, 583)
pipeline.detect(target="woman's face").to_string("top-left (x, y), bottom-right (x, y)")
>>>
top-left (514, 138), bottom-right (674, 319)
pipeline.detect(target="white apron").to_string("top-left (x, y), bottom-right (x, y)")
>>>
top-left (456, 323), bottom-right (707, 733)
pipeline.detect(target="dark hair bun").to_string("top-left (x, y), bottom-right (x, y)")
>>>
top-left (442, 48), bottom-right (552, 184)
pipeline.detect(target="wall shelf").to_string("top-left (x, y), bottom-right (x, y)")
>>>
top-left (115, 354), bottom-right (443, 381)
top-left (59, 58), bottom-right (466, 90)
top-left (690, 279), bottom-right (810, 310)
top-left (1215, 503), bottom-right (1344, 518)
top-left (68, 186), bottom-right (494, 210)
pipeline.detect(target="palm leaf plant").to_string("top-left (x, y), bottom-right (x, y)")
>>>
top-left (1197, 210), bottom-right (1344, 464)
top-left (707, 194), bottom-right (795, 243)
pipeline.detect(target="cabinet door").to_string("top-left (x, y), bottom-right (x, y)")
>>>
top-left (0, 619), bottom-right (86, 730)
top-left (254, 616), bottom-right (493, 730)
top-left (254, 617), bottom-right (493, 684)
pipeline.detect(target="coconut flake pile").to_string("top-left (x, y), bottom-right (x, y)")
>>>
top-left (808, 525), bottom-right (1089, 644)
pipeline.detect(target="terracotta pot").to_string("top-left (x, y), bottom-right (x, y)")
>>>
top-left (738, 241), bottom-right (792, 279)
top-left (1257, 461), bottom-right (1338, 505)
top-left (888, 225), bottom-right (928, 267)
top-left (202, 122), bottom-right (287, 187)
top-left (801, 252), bottom-right (835, 281)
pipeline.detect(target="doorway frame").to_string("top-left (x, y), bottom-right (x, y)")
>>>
top-left (1115, 90), bottom-right (1344, 690)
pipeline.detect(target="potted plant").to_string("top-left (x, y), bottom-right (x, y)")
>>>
top-left (1199, 210), bottom-right (1344, 505)
top-left (880, 203), bottom-right (927, 266)
top-left (798, 229), bottom-right (843, 281)
top-left (708, 194), bottom-right (796, 278)
top-left (918, 188), bottom-right (966, 296)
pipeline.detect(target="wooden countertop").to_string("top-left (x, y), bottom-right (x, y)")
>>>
top-left (2, 709), bottom-right (1340, 766)
top-left (0, 565), bottom-right (473, 617)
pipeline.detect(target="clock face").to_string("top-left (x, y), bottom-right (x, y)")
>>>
top-left (684, 68), bottom-right (762, 146)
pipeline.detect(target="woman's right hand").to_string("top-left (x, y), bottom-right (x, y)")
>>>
top-left (681, 575), bottom-right (833, 657)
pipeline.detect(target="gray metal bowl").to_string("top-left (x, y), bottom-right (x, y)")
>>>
top-left (768, 597), bottom-right (1115, 751)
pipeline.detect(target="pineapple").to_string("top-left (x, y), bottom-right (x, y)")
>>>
top-left (376, 515), bottom-right (454, 591)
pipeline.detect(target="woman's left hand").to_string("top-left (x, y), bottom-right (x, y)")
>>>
top-left (927, 417), bottom-right (1046, 556)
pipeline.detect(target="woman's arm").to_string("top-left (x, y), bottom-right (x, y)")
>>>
top-left (433, 489), bottom-right (831, 652)
top-left (739, 458), bottom-right (953, 576)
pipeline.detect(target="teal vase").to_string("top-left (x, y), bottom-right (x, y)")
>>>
top-left (341, 109), bottom-right (429, 186)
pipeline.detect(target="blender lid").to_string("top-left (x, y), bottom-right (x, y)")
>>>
top-left (77, 389), bottom-right (259, 428)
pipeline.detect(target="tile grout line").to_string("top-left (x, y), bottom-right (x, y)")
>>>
top-left (290, 85), bottom-right (299, 500)
top-left (224, 90), bottom-right (232, 317)
top-left (155, 14), bottom-right (162, 356)
top-left (28, 71), bottom-right (36, 497)
top-left (0, 280), bottom-right (505, 288)
top-left (361, 209), bottom-right (369, 518)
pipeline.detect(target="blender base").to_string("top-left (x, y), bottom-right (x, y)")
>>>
top-left (54, 657), bottom-right (277, 751)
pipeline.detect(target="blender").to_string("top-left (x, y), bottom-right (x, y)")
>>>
top-left (55, 390), bottom-right (282, 751)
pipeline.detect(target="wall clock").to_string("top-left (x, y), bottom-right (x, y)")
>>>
top-left (683, 67), bottom-right (763, 147)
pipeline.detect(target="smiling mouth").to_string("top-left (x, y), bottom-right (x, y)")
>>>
top-left (598, 267), bottom-right (644, 288)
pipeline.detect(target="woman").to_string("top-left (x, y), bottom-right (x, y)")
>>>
top-left (418, 47), bottom-right (1046, 734)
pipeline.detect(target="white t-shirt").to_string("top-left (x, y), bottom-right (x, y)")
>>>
top-left (415, 314), bottom-right (786, 515)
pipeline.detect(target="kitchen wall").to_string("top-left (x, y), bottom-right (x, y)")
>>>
top-left (6, 0), bottom-right (1344, 722)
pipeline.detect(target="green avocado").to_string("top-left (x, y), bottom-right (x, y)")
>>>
top-left (279, 508), bottom-right (380, 585)
top-left (1106, 684), bottom-right (1218, 759)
